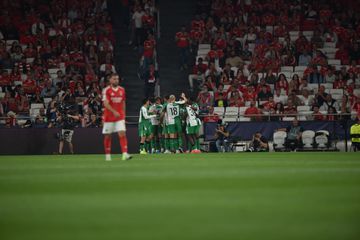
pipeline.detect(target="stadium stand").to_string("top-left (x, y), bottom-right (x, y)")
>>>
top-left (0, 0), bottom-right (115, 127)
top-left (184, 0), bottom-right (360, 123)
top-left (0, 0), bottom-right (359, 154)
top-left (0, 0), bottom-right (158, 128)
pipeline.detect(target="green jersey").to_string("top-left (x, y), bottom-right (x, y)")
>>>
top-left (149, 104), bottom-right (163, 126)
top-left (139, 105), bottom-right (155, 124)
top-left (186, 105), bottom-right (201, 127)
top-left (166, 102), bottom-right (180, 125)
top-left (192, 103), bottom-right (199, 114)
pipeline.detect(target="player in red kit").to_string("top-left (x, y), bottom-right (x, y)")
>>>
top-left (102, 73), bottom-right (132, 161)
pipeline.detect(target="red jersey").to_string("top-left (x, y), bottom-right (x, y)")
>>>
top-left (245, 107), bottom-right (261, 116)
top-left (231, 27), bottom-right (244, 38)
top-left (0, 75), bottom-right (12, 86)
top-left (143, 39), bottom-right (155, 58)
top-left (192, 63), bottom-right (208, 74)
top-left (313, 113), bottom-right (324, 121)
top-left (142, 15), bottom-right (155, 28)
top-left (215, 38), bottom-right (227, 50)
top-left (263, 101), bottom-right (276, 110)
top-left (23, 79), bottom-right (36, 94)
top-left (208, 50), bottom-right (217, 59)
top-left (335, 49), bottom-right (349, 64)
top-left (191, 20), bottom-right (205, 32)
top-left (262, 14), bottom-right (275, 26)
top-left (176, 32), bottom-right (189, 48)
top-left (190, 30), bottom-right (203, 41)
top-left (102, 86), bottom-right (126, 122)
top-left (243, 91), bottom-right (257, 101)
top-left (203, 114), bottom-right (220, 123)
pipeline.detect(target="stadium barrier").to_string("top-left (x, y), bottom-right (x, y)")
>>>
top-left (0, 124), bottom-right (139, 155)
top-left (0, 113), bottom-right (356, 154)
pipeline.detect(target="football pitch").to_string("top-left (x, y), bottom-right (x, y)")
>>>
top-left (0, 153), bottom-right (360, 240)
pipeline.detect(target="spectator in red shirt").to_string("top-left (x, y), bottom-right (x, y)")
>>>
top-left (235, 68), bottom-right (249, 85)
top-left (347, 60), bottom-right (360, 76)
top-left (175, 26), bottom-right (190, 70)
top-left (333, 75), bottom-right (346, 89)
top-left (351, 97), bottom-right (360, 116)
top-left (284, 99), bottom-right (298, 116)
top-left (214, 84), bottom-right (225, 99)
top-left (214, 33), bottom-right (227, 50)
top-left (23, 43), bottom-right (37, 58)
top-left (243, 85), bottom-right (257, 102)
top-left (203, 106), bottom-right (220, 123)
top-left (0, 70), bottom-right (12, 90)
top-left (312, 105), bottom-right (324, 120)
top-left (22, 74), bottom-right (36, 95)
top-left (228, 90), bottom-right (245, 107)
top-left (274, 24), bottom-right (287, 38)
top-left (335, 45), bottom-right (349, 65)
top-left (244, 100), bottom-right (262, 121)
top-left (326, 107), bottom-right (338, 121)
top-left (142, 32), bottom-right (156, 67)
top-left (197, 86), bottom-right (213, 113)
top-left (275, 74), bottom-right (289, 95)
top-left (142, 8), bottom-right (155, 31)
top-left (191, 14), bottom-right (205, 31)
top-left (262, 96), bottom-right (276, 112)
top-left (203, 75), bottom-right (216, 92)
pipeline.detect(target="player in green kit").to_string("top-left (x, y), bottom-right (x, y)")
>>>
top-left (178, 94), bottom-right (188, 152)
top-left (163, 94), bottom-right (187, 153)
top-left (149, 97), bottom-right (163, 153)
top-left (160, 96), bottom-right (170, 153)
top-left (138, 98), bottom-right (156, 154)
top-left (191, 98), bottom-right (201, 152)
top-left (185, 98), bottom-right (202, 153)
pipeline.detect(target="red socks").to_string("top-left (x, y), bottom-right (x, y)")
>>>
top-left (104, 136), bottom-right (111, 154)
top-left (104, 135), bottom-right (128, 154)
top-left (119, 135), bottom-right (128, 153)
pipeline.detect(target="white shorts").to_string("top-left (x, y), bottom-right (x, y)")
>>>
top-left (102, 120), bottom-right (126, 134)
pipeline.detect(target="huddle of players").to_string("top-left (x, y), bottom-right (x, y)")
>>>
top-left (138, 93), bottom-right (202, 154)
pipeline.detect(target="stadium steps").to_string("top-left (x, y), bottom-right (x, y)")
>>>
top-left (108, 0), bottom-right (144, 116)
top-left (157, 0), bottom-right (196, 97)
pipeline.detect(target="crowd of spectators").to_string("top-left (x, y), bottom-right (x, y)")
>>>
top-left (129, 1), bottom-right (159, 99)
top-left (1, 0), bottom-right (360, 130)
top-left (182, 0), bottom-right (360, 122)
top-left (0, 0), bottom-right (116, 128)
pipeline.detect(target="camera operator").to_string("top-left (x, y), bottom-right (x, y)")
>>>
top-left (248, 132), bottom-right (269, 152)
top-left (214, 121), bottom-right (230, 152)
top-left (57, 104), bottom-right (80, 154)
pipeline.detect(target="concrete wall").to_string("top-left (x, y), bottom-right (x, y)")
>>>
top-left (0, 125), bottom-right (139, 155)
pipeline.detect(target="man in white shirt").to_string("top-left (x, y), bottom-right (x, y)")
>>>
top-left (299, 89), bottom-right (314, 106)
top-left (273, 88), bottom-right (287, 104)
top-left (131, 7), bottom-right (145, 48)
top-left (324, 67), bottom-right (336, 83)
top-left (320, 94), bottom-right (340, 112)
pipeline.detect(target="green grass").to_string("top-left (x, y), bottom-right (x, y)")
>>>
top-left (0, 153), bottom-right (360, 240)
